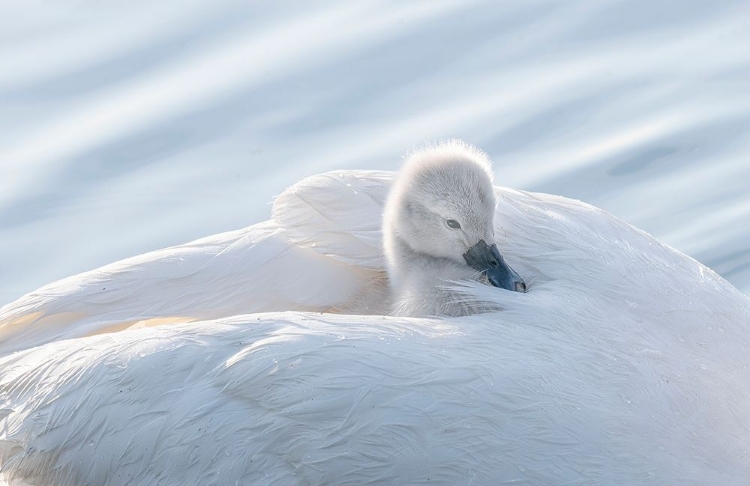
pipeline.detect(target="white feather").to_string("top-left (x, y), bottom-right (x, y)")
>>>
top-left (1, 153), bottom-right (749, 484)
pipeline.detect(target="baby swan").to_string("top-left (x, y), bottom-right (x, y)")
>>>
top-left (383, 141), bottom-right (526, 317)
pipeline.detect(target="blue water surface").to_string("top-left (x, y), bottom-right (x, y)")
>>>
top-left (1, 0), bottom-right (749, 305)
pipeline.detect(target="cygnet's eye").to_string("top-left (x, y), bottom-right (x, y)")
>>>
top-left (446, 219), bottom-right (461, 229)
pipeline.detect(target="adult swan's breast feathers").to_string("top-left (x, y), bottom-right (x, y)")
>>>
top-left (1, 142), bottom-right (749, 485)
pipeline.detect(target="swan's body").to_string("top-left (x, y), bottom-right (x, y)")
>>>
top-left (383, 141), bottom-right (525, 316)
top-left (1, 159), bottom-right (749, 485)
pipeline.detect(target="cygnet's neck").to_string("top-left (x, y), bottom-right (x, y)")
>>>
top-left (386, 234), bottom-right (485, 317)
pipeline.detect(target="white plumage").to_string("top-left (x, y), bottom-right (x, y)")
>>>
top-left (1, 145), bottom-right (749, 485)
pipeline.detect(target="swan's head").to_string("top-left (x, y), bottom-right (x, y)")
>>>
top-left (384, 140), bottom-right (526, 293)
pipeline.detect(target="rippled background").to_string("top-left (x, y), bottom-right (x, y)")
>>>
top-left (2, 0), bottom-right (749, 306)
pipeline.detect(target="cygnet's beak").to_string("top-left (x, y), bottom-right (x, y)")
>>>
top-left (463, 240), bottom-right (526, 292)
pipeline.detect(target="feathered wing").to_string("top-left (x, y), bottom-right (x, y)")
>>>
top-left (271, 169), bottom-right (392, 269)
top-left (0, 171), bottom-right (394, 355)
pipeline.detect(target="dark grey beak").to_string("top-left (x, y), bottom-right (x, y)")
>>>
top-left (463, 240), bottom-right (526, 292)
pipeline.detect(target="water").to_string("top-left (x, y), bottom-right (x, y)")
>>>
top-left (1, 0), bottom-right (749, 306)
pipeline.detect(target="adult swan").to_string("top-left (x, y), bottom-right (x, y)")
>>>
top-left (0, 141), bottom-right (749, 485)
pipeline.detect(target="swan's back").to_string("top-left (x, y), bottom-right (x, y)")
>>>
top-left (1, 170), bottom-right (749, 485)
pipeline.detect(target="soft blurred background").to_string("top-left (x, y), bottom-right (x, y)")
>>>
top-left (1, 0), bottom-right (749, 306)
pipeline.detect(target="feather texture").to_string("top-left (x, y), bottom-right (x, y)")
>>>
top-left (1, 170), bottom-right (749, 485)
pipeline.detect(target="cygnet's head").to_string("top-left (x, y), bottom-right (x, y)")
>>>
top-left (383, 140), bottom-right (526, 292)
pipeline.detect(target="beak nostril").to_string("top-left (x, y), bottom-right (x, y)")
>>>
top-left (489, 260), bottom-right (497, 267)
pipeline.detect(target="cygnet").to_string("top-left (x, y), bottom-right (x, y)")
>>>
top-left (382, 140), bottom-right (526, 317)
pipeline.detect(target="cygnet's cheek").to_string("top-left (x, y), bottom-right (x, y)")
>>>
top-left (455, 241), bottom-right (472, 261)
top-left (480, 228), bottom-right (495, 246)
